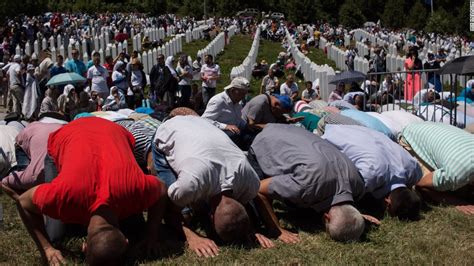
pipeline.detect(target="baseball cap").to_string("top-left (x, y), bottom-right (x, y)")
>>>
top-left (224, 76), bottom-right (250, 91)
top-left (276, 95), bottom-right (292, 110)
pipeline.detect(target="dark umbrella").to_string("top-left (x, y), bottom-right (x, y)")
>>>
top-left (329, 70), bottom-right (367, 85)
top-left (438, 55), bottom-right (474, 75)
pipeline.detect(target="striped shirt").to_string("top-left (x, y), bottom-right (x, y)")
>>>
top-left (401, 122), bottom-right (474, 191)
top-left (115, 118), bottom-right (161, 168)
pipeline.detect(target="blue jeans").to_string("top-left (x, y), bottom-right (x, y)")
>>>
top-left (43, 155), bottom-right (64, 242)
top-left (202, 86), bottom-right (216, 107)
top-left (151, 141), bottom-right (177, 188)
top-left (151, 141), bottom-right (191, 215)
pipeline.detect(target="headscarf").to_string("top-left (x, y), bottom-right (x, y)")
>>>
top-left (165, 56), bottom-right (177, 76)
top-left (63, 84), bottom-right (75, 96)
top-left (107, 86), bottom-right (121, 100)
top-left (113, 61), bottom-right (125, 72)
top-left (466, 79), bottom-right (474, 89)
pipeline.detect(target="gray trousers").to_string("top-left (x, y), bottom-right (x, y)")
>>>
top-left (8, 85), bottom-right (24, 114)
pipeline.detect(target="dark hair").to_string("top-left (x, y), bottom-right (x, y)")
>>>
top-left (389, 187), bottom-right (421, 221)
top-left (57, 54), bottom-right (63, 60)
top-left (86, 228), bottom-right (127, 266)
top-left (105, 55), bottom-right (113, 62)
top-left (306, 81), bottom-right (313, 86)
top-left (92, 52), bottom-right (100, 57)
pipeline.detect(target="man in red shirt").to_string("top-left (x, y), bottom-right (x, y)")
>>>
top-left (17, 117), bottom-right (167, 265)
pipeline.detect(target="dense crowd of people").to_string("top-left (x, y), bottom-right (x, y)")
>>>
top-left (0, 12), bottom-right (473, 266)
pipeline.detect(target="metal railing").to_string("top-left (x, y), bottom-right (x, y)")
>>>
top-left (355, 69), bottom-right (473, 128)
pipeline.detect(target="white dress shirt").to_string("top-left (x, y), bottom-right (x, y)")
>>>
top-left (154, 116), bottom-right (260, 207)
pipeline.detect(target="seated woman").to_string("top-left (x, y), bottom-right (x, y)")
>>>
top-left (103, 86), bottom-right (127, 111)
top-left (400, 122), bottom-right (474, 215)
top-left (57, 84), bottom-right (79, 121)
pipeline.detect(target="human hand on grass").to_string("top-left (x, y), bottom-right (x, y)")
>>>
top-left (255, 233), bottom-right (275, 248)
top-left (278, 228), bottom-right (300, 244)
top-left (455, 204), bottom-right (474, 215)
top-left (188, 235), bottom-right (219, 258)
top-left (44, 247), bottom-right (65, 266)
top-left (362, 214), bottom-right (381, 225)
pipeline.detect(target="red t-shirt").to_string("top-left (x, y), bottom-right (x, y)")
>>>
top-left (32, 117), bottom-right (162, 225)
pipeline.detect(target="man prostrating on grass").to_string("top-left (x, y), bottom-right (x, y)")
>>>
top-left (250, 124), bottom-right (377, 243)
top-left (15, 117), bottom-right (168, 265)
top-left (152, 113), bottom-right (274, 257)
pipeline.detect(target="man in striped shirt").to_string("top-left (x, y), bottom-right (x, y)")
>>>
top-left (400, 122), bottom-right (474, 215)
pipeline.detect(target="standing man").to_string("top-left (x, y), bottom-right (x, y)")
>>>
top-left (87, 52), bottom-right (109, 101)
top-left (65, 48), bottom-right (87, 77)
top-left (150, 54), bottom-right (172, 104)
top-left (200, 54), bottom-right (221, 106)
top-left (7, 55), bottom-right (24, 114)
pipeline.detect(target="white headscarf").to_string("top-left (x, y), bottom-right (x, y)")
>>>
top-left (466, 79), bottom-right (474, 88)
top-left (165, 56), bottom-right (177, 76)
top-left (63, 84), bottom-right (75, 96)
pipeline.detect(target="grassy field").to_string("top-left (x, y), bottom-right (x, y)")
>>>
top-left (1, 193), bottom-right (473, 265)
top-left (1, 35), bottom-right (473, 265)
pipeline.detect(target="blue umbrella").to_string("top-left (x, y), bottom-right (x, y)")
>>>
top-left (46, 72), bottom-right (87, 86)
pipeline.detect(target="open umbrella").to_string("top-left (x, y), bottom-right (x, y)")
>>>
top-left (438, 55), bottom-right (474, 75)
top-left (46, 72), bottom-right (87, 87)
top-left (329, 70), bottom-right (366, 85)
top-left (363, 21), bottom-right (376, 27)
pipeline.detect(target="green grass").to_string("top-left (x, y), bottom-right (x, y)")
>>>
top-left (214, 35), bottom-right (254, 93)
top-left (1, 193), bottom-right (473, 265)
top-left (248, 39), bottom-right (285, 97)
top-left (2, 36), bottom-right (473, 265)
top-left (306, 47), bottom-right (339, 71)
top-left (178, 38), bottom-right (213, 59)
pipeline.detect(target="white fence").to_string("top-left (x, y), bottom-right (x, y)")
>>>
top-left (230, 27), bottom-right (261, 80)
top-left (286, 29), bottom-right (335, 100)
top-left (197, 25), bottom-right (237, 62)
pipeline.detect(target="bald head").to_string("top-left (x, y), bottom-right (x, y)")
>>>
top-left (86, 227), bottom-right (128, 266)
top-left (325, 204), bottom-right (365, 242)
top-left (213, 196), bottom-right (251, 244)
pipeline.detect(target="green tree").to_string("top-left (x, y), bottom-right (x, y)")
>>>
top-left (339, 0), bottom-right (366, 29)
top-left (381, 0), bottom-right (405, 29)
top-left (406, 0), bottom-right (427, 30)
top-left (425, 7), bottom-right (455, 34)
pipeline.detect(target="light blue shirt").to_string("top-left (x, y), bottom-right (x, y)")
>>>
top-left (322, 124), bottom-right (422, 198)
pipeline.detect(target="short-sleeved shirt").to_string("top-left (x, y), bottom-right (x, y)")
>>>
top-left (302, 89), bottom-right (318, 101)
top-left (87, 65), bottom-right (109, 95)
top-left (280, 82), bottom-right (298, 96)
top-left (0, 125), bottom-right (21, 177)
top-left (176, 65), bottom-right (193, 86)
top-left (261, 75), bottom-right (278, 94)
top-left (323, 125), bottom-right (422, 199)
top-left (201, 63), bottom-right (220, 88)
top-left (401, 122), bottom-right (474, 191)
top-left (154, 116), bottom-right (260, 207)
top-left (8, 62), bottom-right (22, 86)
top-left (250, 124), bottom-right (365, 212)
top-left (115, 118), bottom-right (161, 168)
top-left (241, 94), bottom-right (276, 125)
top-left (3, 122), bottom-right (63, 190)
top-left (65, 59), bottom-right (87, 76)
top-left (32, 117), bottom-right (162, 225)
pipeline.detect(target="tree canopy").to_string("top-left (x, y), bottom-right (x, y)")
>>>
top-left (0, 0), bottom-right (469, 36)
